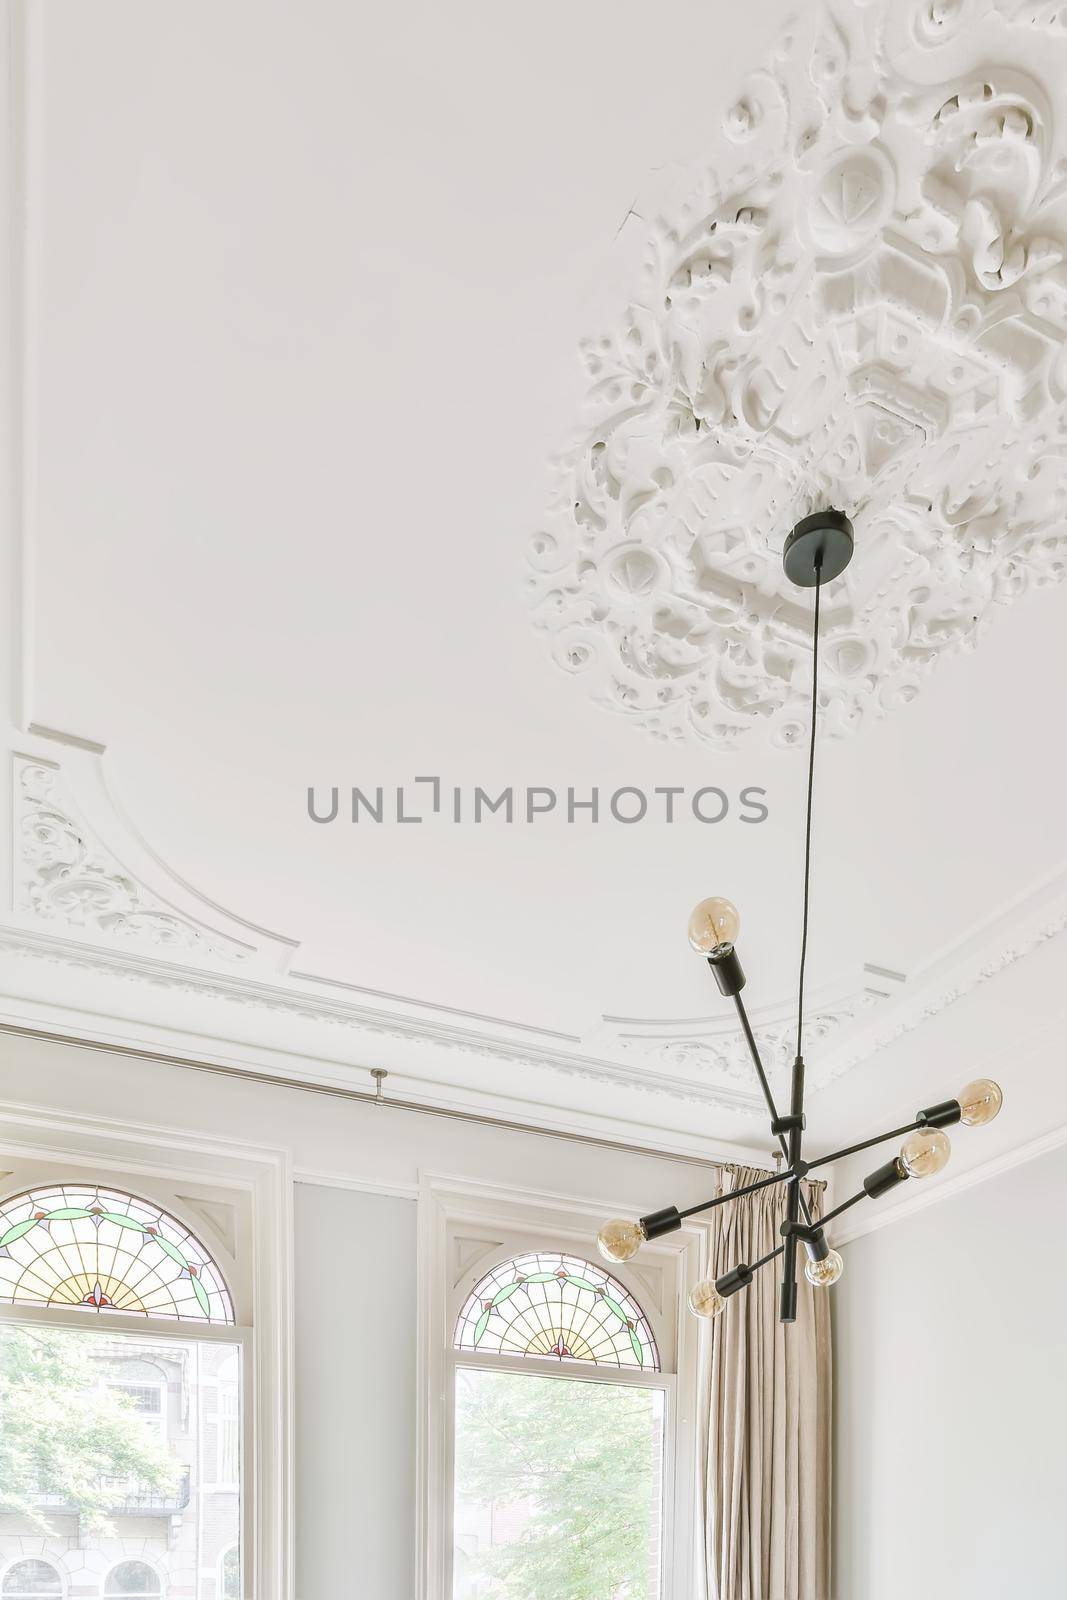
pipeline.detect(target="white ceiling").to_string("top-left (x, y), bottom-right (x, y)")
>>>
top-left (2, 0), bottom-right (1066, 1169)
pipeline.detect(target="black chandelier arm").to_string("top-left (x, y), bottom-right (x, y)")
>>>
top-left (712, 1152), bottom-right (914, 1304)
top-left (805, 1121), bottom-right (922, 1172)
top-left (713, 1242), bottom-right (787, 1301)
top-left (731, 991), bottom-right (816, 1231)
top-left (732, 990), bottom-right (786, 1137)
top-left (808, 1185), bottom-right (869, 1231)
top-left (804, 1098), bottom-right (964, 1173)
top-left (750, 1242), bottom-right (786, 1275)
top-left (675, 1166), bottom-right (795, 1222)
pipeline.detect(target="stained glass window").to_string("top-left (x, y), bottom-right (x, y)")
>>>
top-left (453, 1250), bottom-right (658, 1370)
top-left (0, 1184), bottom-right (234, 1324)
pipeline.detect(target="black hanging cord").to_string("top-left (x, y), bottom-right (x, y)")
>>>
top-left (796, 558), bottom-right (822, 1061)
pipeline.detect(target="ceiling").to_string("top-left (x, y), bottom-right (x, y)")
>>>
top-left (2, 0), bottom-right (1066, 1170)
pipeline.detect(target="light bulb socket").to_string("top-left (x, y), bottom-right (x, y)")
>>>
top-left (863, 1156), bottom-right (909, 1200)
top-left (707, 943), bottom-right (746, 996)
top-left (803, 1229), bottom-right (830, 1264)
top-left (639, 1205), bottom-right (682, 1241)
top-left (779, 1279), bottom-right (799, 1323)
top-left (916, 1099), bottom-right (962, 1130)
top-left (715, 1262), bottom-right (753, 1298)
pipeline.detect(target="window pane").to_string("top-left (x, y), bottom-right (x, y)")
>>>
top-left (0, 1323), bottom-right (242, 1600)
top-left (2, 1562), bottom-right (63, 1598)
top-left (103, 1563), bottom-right (161, 1597)
top-left (453, 1367), bottom-right (664, 1600)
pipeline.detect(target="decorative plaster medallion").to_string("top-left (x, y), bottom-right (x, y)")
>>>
top-left (13, 757), bottom-right (253, 963)
top-left (526, 0), bottom-right (1067, 747)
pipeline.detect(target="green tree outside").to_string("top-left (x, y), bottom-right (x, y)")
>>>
top-left (0, 1324), bottom-right (178, 1535)
top-left (454, 1368), bottom-right (662, 1600)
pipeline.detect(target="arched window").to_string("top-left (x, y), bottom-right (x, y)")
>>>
top-left (2, 1564), bottom-right (63, 1600)
top-left (0, 1183), bottom-right (234, 1323)
top-left (450, 1248), bottom-right (666, 1597)
top-left (453, 1249), bottom-right (659, 1370)
top-left (218, 1547), bottom-right (240, 1600)
top-left (103, 1564), bottom-right (161, 1600)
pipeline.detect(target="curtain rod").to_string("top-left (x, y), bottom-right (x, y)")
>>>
top-left (0, 1018), bottom-right (813, 1178)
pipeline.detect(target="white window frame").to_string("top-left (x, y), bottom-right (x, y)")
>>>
top-left (417, 1173), bottom-right (711, 1600)
top-left (0, 1099), bottom-right (293, 1600)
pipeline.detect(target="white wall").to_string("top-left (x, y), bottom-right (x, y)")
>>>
top-left (833, 1142), bottom-right (1067, 1600)
top-left (295, 1184), bottom-right (417, 1600)
top-left (0, 1029), bottom-right (742, 1217)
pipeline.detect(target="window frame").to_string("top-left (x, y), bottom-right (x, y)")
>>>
top-left (418, 1175), bottom-right (710, 1600)
top-left (0, 1104), bottom-right (292, 1600)
top-left (0, 1277), bottom-right (249, 1599)
top-left (448, 1284), bottom-right (675, 1599)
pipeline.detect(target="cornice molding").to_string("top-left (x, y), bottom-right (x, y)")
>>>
top-left (0, 924), bottom-right (762, 1113)
top-left (527, 0), bottom-right (1067, 749)
top-left (811, 857), bottom-right (1067, 1076)
top-left (833, 1117), bottom-right (1067, 1246)
top-left (5, 743), bottom-right (1067, 1120)
top-left (594, 966), bottom-right (905, 1095)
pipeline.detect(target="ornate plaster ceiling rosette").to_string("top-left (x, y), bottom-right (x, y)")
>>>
top-left (526, 0), bottom-right (1067, 748)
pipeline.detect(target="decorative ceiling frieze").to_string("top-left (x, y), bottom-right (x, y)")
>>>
top-left (526, 0), bottom-right (1067, 747)
top-left (596, 966), bottom-right (906, 1095)
top-left (12, 754), bottom-right (270, 969)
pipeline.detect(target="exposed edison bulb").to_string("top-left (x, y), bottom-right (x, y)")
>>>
top-left (688, 1278), bottom-right (727, 1319)
top-left (687, 897), bottom-right (741, 954)
top-left (900, 1127), bottom-right (951, 1179)
top-left (958, 1078), bottom-right (1003, 1127)
top-left (805, 1249), bottom-right (844, 1288)
top-left (596, 1218), bottom-right (645, 1264)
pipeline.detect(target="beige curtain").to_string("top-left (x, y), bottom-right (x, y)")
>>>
top-left (699, 1165), bottom-right (832, 1600)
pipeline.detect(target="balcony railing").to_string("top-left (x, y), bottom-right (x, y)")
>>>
top-left (34, 1466), bottom-right (191, 1516)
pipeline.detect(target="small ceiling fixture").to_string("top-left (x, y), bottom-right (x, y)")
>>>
top-left (597, 513), bottom-right (1004, 1323)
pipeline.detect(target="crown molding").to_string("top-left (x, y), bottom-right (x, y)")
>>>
top-left (4, 733), bottom-right (1067, 1125)
top-left (2, 854), bottom-right (1067, 1127)
top-left (594, 964), bottom-right (905, 1095)
top-left (0, 923), bottom-right (763, 1113)
top-left (833, 1118), bottom-right (1067, 1247)
top-left (812, 857), bottom-right (1067, 1075)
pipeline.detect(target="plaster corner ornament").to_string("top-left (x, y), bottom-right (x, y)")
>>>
top-left (13, 757), bottom-right (252, 964)
top-left (526, 0), bottom-right (1067, 748)
top-left (605, 965), bottom-right (902, 1096)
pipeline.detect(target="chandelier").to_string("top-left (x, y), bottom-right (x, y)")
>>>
top-left (596, 512), bottom-right (1004, 1324)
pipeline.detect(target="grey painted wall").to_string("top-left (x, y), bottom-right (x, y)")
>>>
top-left (294, 1184), bottom-right (417, 1600)
top-left (833, 1143), bottom-right (1067, 1599)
